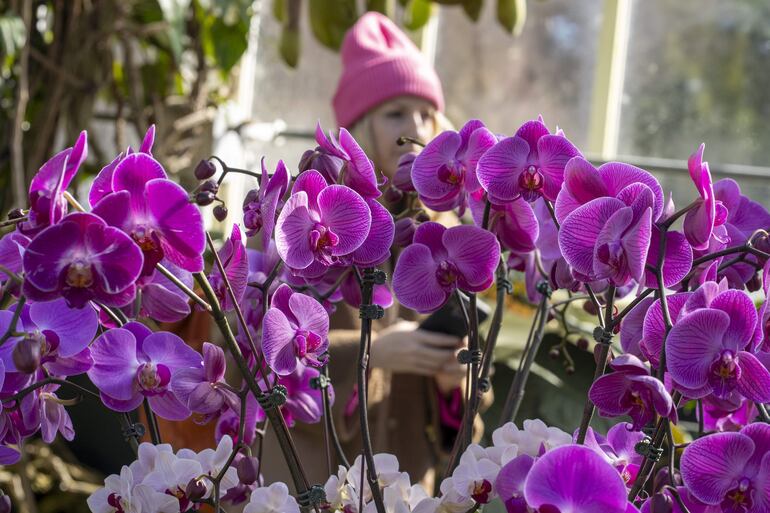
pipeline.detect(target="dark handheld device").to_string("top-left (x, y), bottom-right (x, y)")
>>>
top-left (418, 293), bottom-right (491, 337)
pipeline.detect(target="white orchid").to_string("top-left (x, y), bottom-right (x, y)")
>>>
top-left (243, 482), bottom-right (300, 513)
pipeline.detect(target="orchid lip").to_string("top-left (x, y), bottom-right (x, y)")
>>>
top-left (518, 165), bottom-right (545, 202)
top-left (437, 161), bottom-right (465, 186)
top-left (136, 362), bottom-right (171, 394)
top-left (65, 258), bottom-right (95, 288)
top-left (708, 350), bottom-right (740, 398)
top-left (436, 260), bottom-right (459, 289)
top-left (132, 226), bottom-right (157, 251)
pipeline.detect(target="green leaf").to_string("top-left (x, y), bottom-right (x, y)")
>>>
top-left (0, 15), bottom-right (26, 63)
top-left (157, 0), bottom-right (191, 61)
top-left (209, 17), bottom-right (249, 72)
top-left (279, 26), bottom-right (300, 68)
top-left (462, 0), bottom-right (484, 21)
top-left (366, 0), bottom-right (390, 15)
top-left (404, 0), bottom-right (432, 31)
top-left (308, 0), bottom-right (357, 50)
top-left (497, 0), bottom-right (526, 36)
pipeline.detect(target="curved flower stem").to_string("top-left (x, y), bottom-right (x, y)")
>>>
top-left (321, 365), bottom-right (350, 469)
top-left (209, 156), bottom-right (263, 186)
top-left (396, 136), bottom-right (426, 148)
top-left (628, 391), bottom-right (682, 501)
top-left (653, 224), bottom-right (672, 381)
top-left (478, 261), bottom-right (508, 393)
top-left (497, 291), bottom-right (550, 426)
top-left (205, 233), bottom-right (269, 382)
top-left (356, 267), bottom-right (387, 513)
top-left (194, 271), bottom-right (314, 502)
top-left (143, 398), bottom-right (162, 445)
top-left (661, 484), bottom-right (693, 513)
top-left (757, 402), bottom-right (770, 423)
top-left (612, 287), bottom-right (655, 327)
top-left (0, 295), bottom-right (25, 347)
top-left (0, 216), bottom-right (27, 228)
top-left (576, 284), bottom-right (616, 444)
top-left (156, 263), bottom-right (211, 311)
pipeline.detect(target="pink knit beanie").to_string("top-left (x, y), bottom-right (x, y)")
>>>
top-left (332, 12), bottom-right (445, 128)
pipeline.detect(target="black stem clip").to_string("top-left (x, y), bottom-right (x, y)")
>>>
top-left (122, 422), bottom-right (146, 442)
top-left (497, 275), bottom-right (513, 294)
top-left (634, 436), bottom-right (664, 462)
top-left (458, 349), bottom-right (482, 365)
top-left (592, 326), bottom-right (613, 346)
top-left (309, 374), bottom-right (331, 390)
top-left (297, 484), bottom-right (327, 508)
top-left (256, 384), bottom-right (288, 410)
top-left (536, 280), bottom-right (552, 298)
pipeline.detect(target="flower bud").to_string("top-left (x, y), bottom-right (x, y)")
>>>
top-left (199, 179), bottom-right (219, 194)
top-left (576, 337), bottom-right (589, 351)
top-left (393, 152), bottom-right (416, 192)
top-left (649, 493), bottom-right (673, 513)
top-left (195, 191), bottom-right (216, 206)
top-left (299, 147), bottom-right (343, 184)
top-left (383, 186), bottom-right (403, 205)
top-left (746, 273), bottom-right (762, 293)
top-left (213, 205), bottom-right (228, 222)
top-left (194, 159), bottom-right (217, 180)
top-left (582, 300), bottom-right (599, 316)
top-left (186, 478), bottom-right (207, 502)
top-left (565, 365), bottom-right (575, 375)
top-left (236, 456), bottom-right (260, 485)
top-left (548, 347), bottom-right (560, 360)
top-left (0, 495), bottom-right (11, 513)
top-left (13, 336), bottom-right (41, 374)
top-left (393, 218), bottom-right (417, 248)
top-left (415, 211), bottom-right (430, 223)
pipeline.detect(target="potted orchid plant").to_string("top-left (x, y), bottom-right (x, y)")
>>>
top-left (1, 114), bottom-right (770, 513)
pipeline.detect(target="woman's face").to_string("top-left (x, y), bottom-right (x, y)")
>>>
top-left (368, 96), bottom-right (437, 180)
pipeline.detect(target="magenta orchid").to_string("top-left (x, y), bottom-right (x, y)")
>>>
top-left (87, 323), bottom-right (202, 420)
top-left (581, 423), bottom-right (646, 485)
top-left (477, 117), bottom-right (581, 203)
top-left (588, 354), bottom-right (676, 431)
top-left (392, 222), bottom-right (500, 313)
top-left (684, 144), bottom-right (724, 250)
top-left (18, 131), bottom-right (88, 237)
top-left (91, 152), bottom-right (205, 276)
top-left (22, 212), bottom-right (144, 308)
top-left (261, 284), bottom-right (329, 375)
top-left (208, 224), bottom-right (249, 311)
top-left (242, 158), bottom-right (290, 246)
top-left (315, 122), bottom-right (381, 199)
top-left (681, 423), bottom-right (770, 513)
top-left (172, 342), bottom-right (240, 422)
top-left (411, 120), bottom-right (497, 212)
top-left (275, 170), bottom-right (371, 274)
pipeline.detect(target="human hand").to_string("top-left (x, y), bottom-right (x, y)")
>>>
top-left (369, 320), bottom-right (462, 376)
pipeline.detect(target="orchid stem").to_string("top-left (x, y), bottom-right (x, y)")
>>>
top-left (156, 263), bottom-right (211, 311)
top-left (356, 267), bottom-right (387, 513)
top-left (576, 284), bottom-right (616, 444)
top-left (142, 398), bottom-right (162, 445)
top-left (0, 216), bottom-right (27, 228)
top-left (0, 295), bottom-right (25, 347)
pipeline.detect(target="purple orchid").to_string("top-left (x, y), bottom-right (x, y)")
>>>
top-left (261, 284), bottom-right (329, 375)
top-left (469, 192), bottom-right (539, 254)
top-left (714, 178), bottom-right (770, 247)
top-left (255, 363), bottom-right (331, 427)
top-left (619, 296), bottom-right (655, 359)
top-left (681, 423), bottom-right (770, 512)
top-left (275, 170), bottom-right (371, 273)
top-left (18, 131), bottom-right (88, 237)
top-left (91, 152), bottom-right (205, 276)
top-left (641, 487), bottom-right (720, 513)
top-left (559, 193), bottom-right (653, 287)
top-left (129, 259), bottom-right (193, 324)
top-left (242, 158), bottom-right (290, 247)
top-left (88, 125), bottom-right (156, 207)
top-left (477, 117), bottom-right (581, 203)
top-left (351, 197), bottom-right (395, 268)
top-left (0, 231), bottom-right (29, 295)
top-left (684, 144), bottom-right (725, 250)
top-left (665, 287), bottom-right (769, 401)
top-left (555, 157), bottom-right (665, 224)
top-left (171, 342), bottom-right (240, 422)
top-left (411, 120), bottom-right (497, 212)
top-left (392, 222), bottom-right (500, 313)
top-left (641, 291), bottom-right (693, 367)
top-left (298, 141), bottom-right (344, 185)
top-left (523, 444), bottom-right (640, 513)
top-left (495, 454), bottom-right (535, 513)
top-left (19, 382), bottom-right (75, 443)
top-left (22, 212), bottom-right (143, 308)
top-left (582, 423), bottom-right (646, 485)
top-left (700, 394), bottom-right (757, 433)
top-left (393, 152), bottom-right (417, 192)
top-left (87, 323), bottom-right (202, 420)
top-left (315, 122), bottom-right (381, 199)
top-left (0, 298), bottom-right (97, 378)
top-left (208, 224), bottom-right (249, 311)
top-left (589, 354), bottom-right (676, 431)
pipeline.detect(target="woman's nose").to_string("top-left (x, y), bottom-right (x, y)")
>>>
top-left (405, 110), bottom-right (432, 142)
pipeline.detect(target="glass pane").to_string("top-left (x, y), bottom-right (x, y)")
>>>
top-left (619, 0), bottom-right (770, 168)
top-left (434, 0), bottom-right (604, 148)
